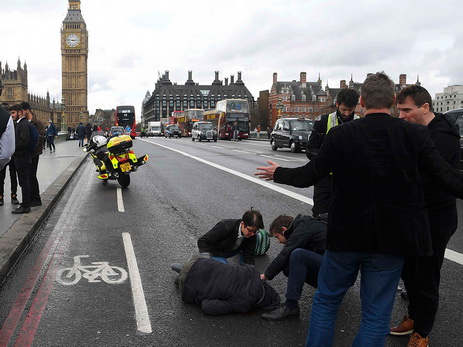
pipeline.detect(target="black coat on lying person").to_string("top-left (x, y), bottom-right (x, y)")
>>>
top-left (181, 258), bottom-right (280, 315)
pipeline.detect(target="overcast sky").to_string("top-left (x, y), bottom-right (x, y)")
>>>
top-left (1, 0), bottom-right (463, 119)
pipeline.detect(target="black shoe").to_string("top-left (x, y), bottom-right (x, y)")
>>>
top-left (11, 194), bottom-right (19, 205)
top-left (0, 196), bottom-right (3, 206)
top-left (12, 206), bottom-right (31, 214)
top-left (30, 200), bottom-right (42, 207)
top-left (171, 263), bottom-right (183, 273)
top-left (262, 305), bottom-right (300, 321)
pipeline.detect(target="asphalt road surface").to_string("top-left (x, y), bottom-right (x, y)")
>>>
top-left (0, 137), bottom-right (462, 346)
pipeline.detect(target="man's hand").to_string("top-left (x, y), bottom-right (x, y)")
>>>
top-left (255, 160), bottom-right (280, 181)
top-left (260, 273), bottom-right (267, 281)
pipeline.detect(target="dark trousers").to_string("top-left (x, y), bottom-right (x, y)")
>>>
top-left (14, 156), bottom-right (32, 208)
top-left (284, 248), bottom-right (324, 302)
top-left (0, 160), bottom-right (18, 196)
top-left (402, 207), bottom-right (458, 337)
top-left (30, 155), bottom-right (41, 203)
top-left (48, 136), bottom-right (55, 151)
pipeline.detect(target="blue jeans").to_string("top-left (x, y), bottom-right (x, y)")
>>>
top-left (211, 249), bottom-right (243, 265)
top-left (286, 248), bottom-right (323, 301)
top-left (306, 250), bottom-right (404, 347)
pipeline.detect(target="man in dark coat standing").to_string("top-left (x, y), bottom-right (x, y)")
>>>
top-left (177, 256), bottom-right (280, 316)
top-left (76, 122), bottom-right (86, 147)
top-left (10, 104), bottom-right (31, 214)
top-left (256, 72), bottom-right (463, 347)
top-left (197, 209), bottom-right (263, 265)
top-left (390, 85), bottom-right (460, 347)
top-left (21, 102), bottom-right (45, 207)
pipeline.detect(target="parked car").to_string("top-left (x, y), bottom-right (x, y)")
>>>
top-left (444, 108), bottom-right (463, 170)
top-left (270, 118), bottom-right (313, 152)
top-left (191, 121), bottom-right (217, 142)
top-left (165, 124), bottom-right (181, 138)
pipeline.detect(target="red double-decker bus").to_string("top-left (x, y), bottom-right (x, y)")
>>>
top-left (115, 105), bottom-right (137, 138)
top-left (177, 109), bottom-right (204, 136)
top-left (203, 99), bottom-right (250, 140)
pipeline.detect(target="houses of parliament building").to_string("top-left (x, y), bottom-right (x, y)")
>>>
top-left (0, 0), bottom-right (89, 129)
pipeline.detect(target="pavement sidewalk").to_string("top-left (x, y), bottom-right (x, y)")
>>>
top-left (0, 138), bottom-right (88, 281)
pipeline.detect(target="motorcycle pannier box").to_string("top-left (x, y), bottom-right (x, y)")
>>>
top-left (107, 135), bottom-right (133, 153)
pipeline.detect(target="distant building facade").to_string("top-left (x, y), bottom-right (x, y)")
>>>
top-left (0, 59), bottom-right (63, 125)
top-left (433, 85), bottom-right (463, 113)
top-left (142, 70), bottom-right (256, 125)
top-left (267, 72), bottom-right (420, 126)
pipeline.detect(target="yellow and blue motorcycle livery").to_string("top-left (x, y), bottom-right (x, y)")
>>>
top-left (83, 131), bottom-right (148, 187)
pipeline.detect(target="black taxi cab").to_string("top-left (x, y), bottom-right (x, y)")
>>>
top-left (270, 117), bottom-right (313, 153)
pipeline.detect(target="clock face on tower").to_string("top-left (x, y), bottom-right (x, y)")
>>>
top-left (66, 33), bottom-right (80, 47)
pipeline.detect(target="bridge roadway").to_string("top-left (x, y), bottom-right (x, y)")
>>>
top-left (0, 136), bottom-right (462, 346)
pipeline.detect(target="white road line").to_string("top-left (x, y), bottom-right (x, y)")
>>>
top-left (232, 149), bottom-right (250, 153)
top-left (122, 232), bottom-right (152, 334)
top-left (445, 248), bottom-right (463, 265)
top-left (144, 139), bottom-right (463, 266)
top-left (117, 187), bottom-right (125, 212)
top-left (260, 154), bottom-right (292, 162)
top-left (147, 141), bottom-right (313, 205)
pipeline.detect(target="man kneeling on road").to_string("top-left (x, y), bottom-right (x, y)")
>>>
top-left (197, 209), bottom-right (263, 265)
top-left (260, 214), bottom-right (326, 321)
top-left (172, 255), bottom-right (280, 316)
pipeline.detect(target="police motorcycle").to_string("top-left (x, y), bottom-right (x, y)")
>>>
top-left (83, 131), bottom-right (148, 188)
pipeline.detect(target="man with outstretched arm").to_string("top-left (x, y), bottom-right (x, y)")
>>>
top-left (255, 72), bottom-right (463, 347)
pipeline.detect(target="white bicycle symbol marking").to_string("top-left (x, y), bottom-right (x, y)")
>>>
top-left (56, 255), bottom-right (128, 285)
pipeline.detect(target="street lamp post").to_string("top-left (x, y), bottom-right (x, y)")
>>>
top-left (61, 97), bottom-right (66, 132)
top-left (276, 97), bottom-right (284, 120)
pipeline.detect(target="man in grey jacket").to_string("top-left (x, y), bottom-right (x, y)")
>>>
top-left (0, 81), bottom-right (15, 172)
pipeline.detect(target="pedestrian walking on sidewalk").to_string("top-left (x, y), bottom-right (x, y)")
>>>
top-left (76, 122), bottom-right (86, 147)
top-left (45, 120), bottom-right (57, 153)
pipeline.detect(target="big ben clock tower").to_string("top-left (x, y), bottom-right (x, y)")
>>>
top-left (61, 0), bottom-right (88, 128)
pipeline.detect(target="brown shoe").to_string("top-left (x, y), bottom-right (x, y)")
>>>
top-left (407, 332), bottom-right (429, 347)
top-left (390, 315), bottom-right (414, 335)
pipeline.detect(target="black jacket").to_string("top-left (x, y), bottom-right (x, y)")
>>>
top-left (275, 113), bottom-right (463, 256)
top-left (264, 215), bottom-right (326, 280)
top-left (198, 219), bottom-right (256, 265)
top-left (182, 258), bottom-right (279, 315)
top-left (13, 117), bottom-right (31, 158)
top-left (424, 114), bottom-right (460, 209)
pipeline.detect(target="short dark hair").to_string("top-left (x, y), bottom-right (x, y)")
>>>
top-left (396, 85), bottom-right (434, 112)
top-left (269, 215), bottom-right (294, 235)
top-left (9, 104), bottom-right (22, 112)
top-left (20, 101), bottom-right (31, 111)
top-left (361, 72), bottom-right (395, 110)
top-left (336, 89), bottom-right (360, 108)
top-left (242, 209), bottom-right (264, 229)
top-left (1, 102), bottom-right (9, 111)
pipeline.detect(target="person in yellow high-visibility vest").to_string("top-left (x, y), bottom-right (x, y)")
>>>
top-left (305, 89), bottom-right (360, 217)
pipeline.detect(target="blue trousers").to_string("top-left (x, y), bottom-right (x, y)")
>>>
top-left (306, 250), bottom-right (404, 347)
top-left (286, 248), bottom-right (323, 301)
top-left (211, 249), bottom-right (243, 265)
